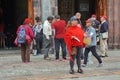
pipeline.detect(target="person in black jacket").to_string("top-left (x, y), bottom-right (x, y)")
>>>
top-left (99, 16), bottom-right (108, 57)
top-left (33, 17), bottom-right (43, 55)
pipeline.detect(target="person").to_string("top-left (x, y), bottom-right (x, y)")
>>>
top-left (75, 12), bottom-right (83, 29)
top-left (74, 12), bottom-right (85, 60)
top-left (87, 15), bottom-right (100, 65)
top-left (52, 15), bottom-right (67, 61)
top-left (16, 18), bottom-right (34, 63)
top-left (5, 32), bottom-right (14, 49)
top-left (82, 19), bottom-right (103, 67)
top-left (43, 16), bottom-right (53, 60)
top-left (64, 17), bottom-right (85, 74)
top-left (91, 14), bottom-right (100, 42)
top-left (33, 16), bottom-right (43, 56)
top-left (99, 16), bottom-right (108, 57)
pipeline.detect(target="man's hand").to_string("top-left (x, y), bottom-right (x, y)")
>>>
top-left (46, 36), bottom-right (50, 40)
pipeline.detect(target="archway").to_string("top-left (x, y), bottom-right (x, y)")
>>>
top-left (0, 0), bottom-right (28, 48)
top-left (0, 0), bottom-right (28, 33)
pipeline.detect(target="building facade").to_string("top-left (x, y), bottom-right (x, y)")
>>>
top-left (0, 0), bottom-right (120, 49)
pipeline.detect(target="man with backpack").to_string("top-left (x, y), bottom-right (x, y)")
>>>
top-left (16, 18), bottom-right (34, 63)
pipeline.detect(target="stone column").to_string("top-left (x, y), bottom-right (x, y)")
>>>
top-left (107, 0), bottom-right (114, 48)
top-left (107, 0), bottom-right (120, 48)
top-left (113, 0), bottom-right (120, 48)
top-left (41, 0), bottom-right (52, 21)
top-left (33, 0), bottom-right (41, 23)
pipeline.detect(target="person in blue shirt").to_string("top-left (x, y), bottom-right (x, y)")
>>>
top-left (82, 19), bottom-right (103, 67)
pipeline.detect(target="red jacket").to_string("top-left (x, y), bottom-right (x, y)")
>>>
top-left (16, 24), bottom-right (34, 45)
top-left (64, 25), bottom-right (85, 55)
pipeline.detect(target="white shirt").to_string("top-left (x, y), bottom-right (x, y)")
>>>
top-left (101, 20), bottom-right (106, 24)
top-left (36, 24), bottom-right (42, 33)
top-left (43, 20), bottom-right (52, 39)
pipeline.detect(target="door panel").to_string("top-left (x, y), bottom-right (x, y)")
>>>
top-left (58, 0), bottom-right (74, 21)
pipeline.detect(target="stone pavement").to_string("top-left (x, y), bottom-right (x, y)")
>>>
top-left (0, 49), bottom-right (120, 80)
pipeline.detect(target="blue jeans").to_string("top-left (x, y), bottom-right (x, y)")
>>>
top-left (55, 38), bottom-right (66, 59)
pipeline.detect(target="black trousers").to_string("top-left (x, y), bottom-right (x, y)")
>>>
top-left (70, 46), bottom-right (82, 70)
top-left (55, 38), bottom-right (66, 59)
top-left (35, 38), bottom-right (42, 54)
top-left (83, 46), bottom-right (102, 65)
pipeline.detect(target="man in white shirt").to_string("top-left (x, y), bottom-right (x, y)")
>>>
top-left (43, 16), bottom-right (53, 60)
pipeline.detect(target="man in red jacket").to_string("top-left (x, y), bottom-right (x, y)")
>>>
top-left (16, 18), bottom-right (34, 63)
top-left (64, 16), bottom-right (85, 74)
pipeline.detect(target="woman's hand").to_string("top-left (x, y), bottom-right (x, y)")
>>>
top-left (71, 36), bottom-right (80, 42)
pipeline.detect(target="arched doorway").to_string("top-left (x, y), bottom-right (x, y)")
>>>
top-left (0, 0), bottom-right (34, 48)
top-left (0, 0), bottom-right (28, 33)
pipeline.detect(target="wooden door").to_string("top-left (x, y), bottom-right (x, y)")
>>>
top-left (58, 0), bottom-right (74, 21)
top-left (95, 0), bottom-right (107, 18)
top-left (28, 0), bottom-right (34, 24)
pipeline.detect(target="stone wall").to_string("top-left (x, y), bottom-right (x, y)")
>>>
top-left (107, 0), bottom-right (120, 49)
top-left (33, 0), bottom-right (58, 22)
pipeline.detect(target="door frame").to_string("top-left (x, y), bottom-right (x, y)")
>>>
top-left (28, 0), bottom-right (34, 24)
top-left (96, 0), bottom-right (107, 18)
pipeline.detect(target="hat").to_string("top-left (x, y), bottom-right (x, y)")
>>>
top-left (86, 18), bottom-right (94, 23)
top-left (55, 15), bottom-right (60, 19)
top-left (100, 16), bottom-right (107, 20)
top-left (24, 18), bottom-right (32, 23)
top-left (69, 16), bottom-right (77, 21)
top-left (91, 14), bottom-right (96, 18)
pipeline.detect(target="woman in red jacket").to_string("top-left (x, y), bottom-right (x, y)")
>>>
top-left (64, 17), bottom-right (85, 74)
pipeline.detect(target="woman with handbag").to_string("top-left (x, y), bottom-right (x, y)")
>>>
top-left (82, 19), bottom-right (103, 67)
top-left (64, 16), bottom-right (85, 74)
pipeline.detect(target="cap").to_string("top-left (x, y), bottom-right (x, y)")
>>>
top-left (55, 15), bottom-right (60, 19)
top-left (86, 18), bottom-right (94, 23)
top-left (69, 16), bottom-right (77, 21)
top-left (24, 18), bottom-right (32, 23)
top-left (100, 16), bottom-right (107, 20)
top-left (91, 14), bottom-right (96, 18)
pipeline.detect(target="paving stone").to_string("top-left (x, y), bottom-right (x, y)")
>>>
top-left (0, 50), bottom-right (120, 80)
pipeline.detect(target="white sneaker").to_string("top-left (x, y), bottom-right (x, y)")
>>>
top-left (33, 50), bottom-right (37, 56)
top-left (82, 64), bottom-right (87, 67)
top-left (87, 60), bottom-right (94, 65)
top-left (97, 63), bottom-right (103, 67)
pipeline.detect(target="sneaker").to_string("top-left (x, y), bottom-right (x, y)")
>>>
top-left (87, 60), bottom-right (94, 65)
top-left (55, 59), bottom-right (59, 61)
top-left (82, 64), bottom-right (87, 67)
top-left (97, 63), bottom-right (103, 67)
top-left (69, 69), bottom-right (74, 74)
top-left (44, 57), bottom-right (51, 60)
top-left (77, 69), bottom-right (83, 74)
top-left (105, 55), bottom-right (108, 57)
top-left (61, 58), bottom-right (67, 62)
top-left (99, 55), bottom-right (105, 58)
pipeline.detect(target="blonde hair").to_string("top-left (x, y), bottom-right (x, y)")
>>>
top-left (66, 21), bottom-right (71, 29)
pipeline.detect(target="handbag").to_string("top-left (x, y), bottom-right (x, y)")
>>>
top-left (83, 37), bottom-right (91, 45)
top-left (71, 47), bottom-right (77, 55)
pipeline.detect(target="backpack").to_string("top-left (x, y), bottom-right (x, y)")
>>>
top-left (17, 26), bottom-right (26, 44)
